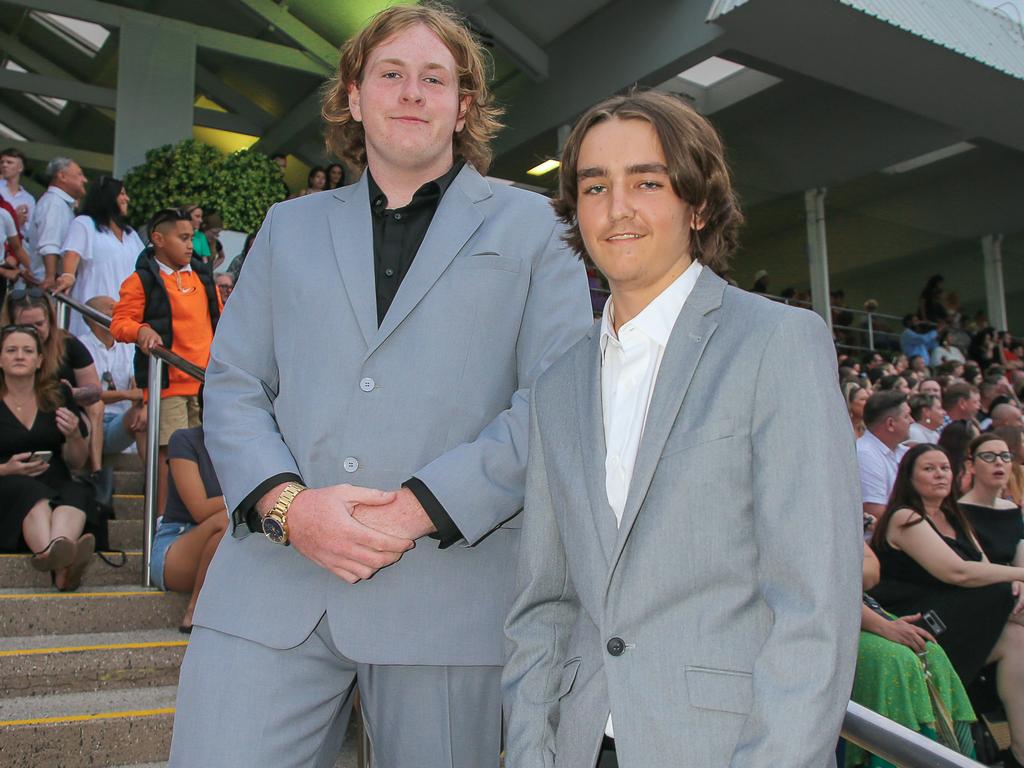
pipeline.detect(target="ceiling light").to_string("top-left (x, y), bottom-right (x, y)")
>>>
top-left (527, 159), bottom-right (560, 176)
top-left (882, 142), bottom-right (976, 174)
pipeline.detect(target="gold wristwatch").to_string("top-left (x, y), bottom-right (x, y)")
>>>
top-left (262, 482), bottom-right (306, 545)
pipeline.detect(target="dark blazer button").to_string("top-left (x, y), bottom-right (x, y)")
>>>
top-left (607, 637), bottom-right (625, 656)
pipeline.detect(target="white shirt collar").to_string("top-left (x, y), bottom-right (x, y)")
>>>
top-left (46, 186), bottom-right (75, 206)
top-left (157, 259), bottom-right (192, 275)
top-left (600, 261), bottom-right (703, 356)
top-left (861, 427), bottom-right (904, 458)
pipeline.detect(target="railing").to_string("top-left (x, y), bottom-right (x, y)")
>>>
top-left (51, 291), bottom-right (203, 589)
top-left (53, 293), bottom-right (988, 768)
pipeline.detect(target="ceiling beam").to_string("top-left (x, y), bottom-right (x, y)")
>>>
top-left (0, 68), bottom-right (116, 107)
top-left (466, 5), bottom-right (548, 81)
top-left (193, 107), bottom-right (261, 136)
top-left (0, 101), bottom-right (60, 143)
top-left (195, 65), bottom-right (275, 129)
top-left (3, 137), bottom-right (112, 171)
top-left (0, 0), bottom-right (331, 75)
top-left (234, 0), bottom-right (338, 70)
top-left (250, 88), bottom-right (322, 157)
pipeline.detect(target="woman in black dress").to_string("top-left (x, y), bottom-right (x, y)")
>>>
top-left (959, 433), bottom-right (1024, 566)
top-left (870, 444), bottom-right (1024, 767)
top-left (0, 325), bottom-right (95, 590)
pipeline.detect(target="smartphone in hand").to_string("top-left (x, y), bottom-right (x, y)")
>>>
top-left (29, 451), bottom-right (53, 463)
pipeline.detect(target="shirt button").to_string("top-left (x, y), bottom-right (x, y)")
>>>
top-left (384, 268), bottom-right (395, 277)
top-left (359, 377), bottom-right (375, 392)
top-left (607, 637), bottom-right (625, 656)
top-left (343, 457), bottom-right (359, 473)
top-left (393, 212), bottom-right (402, 221)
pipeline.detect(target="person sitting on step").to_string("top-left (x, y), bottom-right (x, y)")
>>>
top-left (0, 324), bottom-right (95, 590)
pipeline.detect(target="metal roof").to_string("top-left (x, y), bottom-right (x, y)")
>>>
top-left (708, 0), bottom-right (1024, 82)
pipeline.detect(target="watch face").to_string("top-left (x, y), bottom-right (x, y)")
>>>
top-left (263, 517), bottom-right (285, 543)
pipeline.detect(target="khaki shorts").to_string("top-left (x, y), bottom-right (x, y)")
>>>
top-left (159, 395), bottom-right (201, 446)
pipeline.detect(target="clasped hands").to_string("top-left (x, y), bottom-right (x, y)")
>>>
top-left (285, 484), bottom-right (437, 584)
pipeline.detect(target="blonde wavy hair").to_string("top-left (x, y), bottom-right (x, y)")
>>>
top-left (321, 2), bottom-right (504, 174)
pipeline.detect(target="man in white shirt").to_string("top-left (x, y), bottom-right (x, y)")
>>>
top-left (78, 294), bottom-right (144, 504)
top-left (504, 90), bottom-right (861, 768)
top-left (0, 148), bottom-right (35, 228)
top-left (857, 390), bottom-right (912, 521)
top-left (907, 393), bottom-right (944, 445)
top-left (26, 157), bottom-right (87, 288)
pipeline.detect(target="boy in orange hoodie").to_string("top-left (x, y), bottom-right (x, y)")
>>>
top-left (111, 208), bottom-right (222, 514)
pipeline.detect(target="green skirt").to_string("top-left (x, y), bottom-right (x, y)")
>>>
top-left (846, 631), bottom-right (977, 768)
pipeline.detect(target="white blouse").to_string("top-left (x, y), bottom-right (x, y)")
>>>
top-left (62, 215), bottom-right (145, 337)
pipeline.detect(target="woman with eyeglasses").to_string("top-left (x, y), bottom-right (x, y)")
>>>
top-left (55, 176), bottom-right (144, 338)
top-left (0, 324), bottom-right (95, 590)
top-left (870, 444), bottom-right (1024, 767)
top-left (959, 434), bottom-right (1024, 567)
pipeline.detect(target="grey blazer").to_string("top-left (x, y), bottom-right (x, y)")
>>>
top-left (197, 166), bottom-right (593, 665)
top-left (503, 269), bottom-right (863, 767)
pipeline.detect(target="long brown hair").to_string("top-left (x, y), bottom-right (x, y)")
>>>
top-left (0, 325), bottom-right (62, 411)
top-left (1, 290), bottom-right (66, 384)
top-left (871, 443), bottom-right (980, 552)
top-left (552, 89), bottom-right (743, 274)
top-left (321, 2), bottom-right (504, 174)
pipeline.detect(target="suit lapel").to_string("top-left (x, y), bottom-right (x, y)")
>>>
top-left (606, 269), bottom-right (725, 580)
top-left (367, 166), bottom-right (489, 357)
top-left (328, 176), bottom-right (377, 349)
top-left (573, 328), bottom-right (617, 567)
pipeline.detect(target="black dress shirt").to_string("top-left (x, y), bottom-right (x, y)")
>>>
top-left (238, 162), bottom-right (465, 548)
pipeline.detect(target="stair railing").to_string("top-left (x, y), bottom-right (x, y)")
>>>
top-left (52, 293), bottom-right (989, 768)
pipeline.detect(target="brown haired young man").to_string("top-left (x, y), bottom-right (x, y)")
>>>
top-left (503, 90), bottom-right (862, 767)
top-left (169, 5), bottom-right (592, 767)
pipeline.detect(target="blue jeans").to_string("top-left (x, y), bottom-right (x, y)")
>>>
top-left (150, 518), bottom-right (195, 590)
top-left (102, 409), bottom-right (136, 455)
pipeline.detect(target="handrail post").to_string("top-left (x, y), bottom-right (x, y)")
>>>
top-left (142, 355), bottom-right (163, 588)
top-left (867, 313), bottom-right (875, 352)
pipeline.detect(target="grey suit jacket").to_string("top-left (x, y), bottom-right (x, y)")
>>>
top-left (503, 269), bottom-right (863, 767)
top-left (197, 166), bottom-right (593, 665)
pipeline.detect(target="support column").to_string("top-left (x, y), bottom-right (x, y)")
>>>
top-left (114, 20), bottom-right (196, 177)
top-left (804, 188), bottom-right (832, 332)
top-left (982, 234), bottom-right (1008, 331)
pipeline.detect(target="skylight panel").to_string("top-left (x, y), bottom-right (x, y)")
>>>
top-left (29, 11), bottom-right (110, 57)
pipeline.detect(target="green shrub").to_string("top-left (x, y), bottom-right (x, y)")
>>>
top-left (124, 139), bottom-right (286, 233)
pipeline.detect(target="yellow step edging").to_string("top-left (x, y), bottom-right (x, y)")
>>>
top-left (0, 591), bottom-right (162, 600)
top-left (0, 551), bottom-right (142, 559)
top-left (0, 640), bottom-right (188, 658)
top-left (0, 707), bottom-right (175, 727)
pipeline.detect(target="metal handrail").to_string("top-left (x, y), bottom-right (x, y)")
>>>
top-left (50, 290), bottom-right (204, 588)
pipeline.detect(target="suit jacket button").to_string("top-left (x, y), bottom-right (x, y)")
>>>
top-left (359, 377), bottom-right (375, 392)
top-left (607, 637), bottom-right (625, 657)
top-left (343, 457), bottom-right (359, 473)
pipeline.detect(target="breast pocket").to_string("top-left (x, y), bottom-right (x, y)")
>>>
top-left (685, 665), bottom-right (753, 716)
top-left (453, 252), bottom-right (522, 274)
top-left (661, 418), bottom-right (739, 458)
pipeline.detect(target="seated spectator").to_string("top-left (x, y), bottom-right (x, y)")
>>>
top-left (325, 162), bottom-right (345, 190)
top-left (993, 402), bottom-right (1024, 431)
top-left (963, 363), bottom-right (983, 387)
top-left (969, 328), bottom-right (1001, 371)
top-left (851, 544), bottom-right (976, 767)
top-left (750, 269), bottom-right (769, 293)
top-left (901, 316), bottom-right (938, 365)
top-left (858, 391), bottom-right (912, 521)
top-left (877, 374), bottom-right (910, 394)
top-left (938, 420), bottom-right (980, 496)
top-left (908, 393), bottom-right (944, 445)
top-left (0, 325), bottom-right (94, 590)
top-left (79, 295), bottom-right (145, 506)
top-left (978, 374), bottom-right (1007, 429)
top-left (942, 382), bottom-right (980, 430)
top-left (111, 208), bottom-right (221, 519)
top-left (919, 378), bottom-right (942, 401)
top-left (932, 330), bottom-right (966, 368)
top-left (296, 166), bottom-right (327, 197)
top-left (993, 426), bottom-right (1024, 508)
top-left (869, 444), bottom-right (1024, 768)
top-left (908, 355), bottom-right (928, 375)
top-left (1, 288), bottom-right (101, 409)
top-left (844, 381), bottom-right (869, 439)
top-left (150, 426), bottom-right (226, 633)
top-left (959, 434), bottom-right (1023, 566)
top-left (199, 212), bottom-right (224, 270)
top-left (214, 272), bottom-right (233, 305)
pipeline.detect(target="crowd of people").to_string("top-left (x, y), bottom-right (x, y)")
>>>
top-left (0, 147), bottom-right (239, 631)
top-left (842, 334), bottom-right (1024, 767)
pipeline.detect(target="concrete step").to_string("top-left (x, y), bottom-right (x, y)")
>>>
top-left (110, 519), bottom-right (143, 550)
top-left (0, 629), bottom-right (186, 698)
top-left (113, 494), bottom-right (144, 520)
top-left (0, 685), bottom-right (176, 767)
top-left (107, 453), bottom-right (143, 472)
top-left (0, 586), bottom-right (187, 638)
top-left (113, 471), bottom-right (144, 495)
top-left (0, 552), bottom-right (143, 590)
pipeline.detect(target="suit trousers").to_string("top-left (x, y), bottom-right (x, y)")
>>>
top-left (169, 614), bottom-right (502, 768)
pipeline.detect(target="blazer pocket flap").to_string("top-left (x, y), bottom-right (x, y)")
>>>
top-left (548, 657), bottom-right (582, 702)
top-left (459, 252), bottom-right (521, 273)
top-left (685, 666), bottom-right (753, 715)
top-left (662, 418), bottom-right (738, 457)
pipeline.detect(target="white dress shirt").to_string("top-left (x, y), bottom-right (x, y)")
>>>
top-left (62, 214), bottom-right (145, 337)
top-left (599, 260), bottom-right (702, 737)
top-left (26, 186), bottom-right (76, 282)
top-left (78, 329), bottom-right (136, 418)
top-left (907, 421), bottom-right (940, 445)
top-left (856, 428), bottom-right (908, 506)
top-left (0, 183), bottom-right (35, 227)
